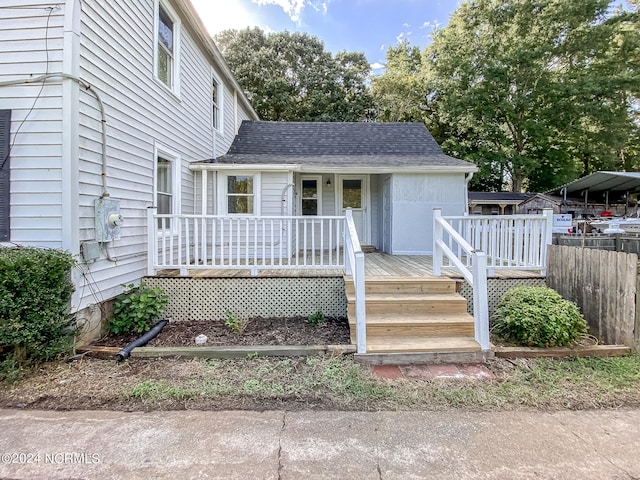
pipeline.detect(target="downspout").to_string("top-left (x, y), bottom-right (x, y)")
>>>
top-left (281, 183), bottom-right (295, 216)
top-left (115, 318), bottom-right (170, 362)
top-left (464, 171), bottom-right (474, 214)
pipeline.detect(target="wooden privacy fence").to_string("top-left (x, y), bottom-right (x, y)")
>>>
top-left (546, 245), bottom-right (639, 348)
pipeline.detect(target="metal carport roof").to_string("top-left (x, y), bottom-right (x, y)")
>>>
top-left (546, 171), bottom-right (640, 195)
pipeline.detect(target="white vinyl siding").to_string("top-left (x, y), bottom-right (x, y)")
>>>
top-left (262, 172), bottom-right (290, 216)
top-left (0, 2), bottom-right (64, 247)
top-left (0, 0), bottom-right (256, 311)
top-left (391, 173), bottom-right (467, 254)
top-left (74, 0), bottom-right (253, 308)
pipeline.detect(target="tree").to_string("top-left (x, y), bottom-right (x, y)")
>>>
top-left (371, 0), bottom-right (639, 192)
top-left (215, 28), bottom-right (373, 122)
top-left (370, 40), bottom-right (426, 123)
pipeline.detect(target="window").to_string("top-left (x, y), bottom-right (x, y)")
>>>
top-left (155, 1), bottom-right (180, 93)
top-left (155, 145), bottom-right (180, 229)
top-left (300, 176), bottom-right (322, 215)
top-left (212, 78), bottom-right (220, 131)
top-left (0, 109), bottom-right (10, 242)
top-left (211, 72), bottom-right (224, 134)
top-left (227, 175), bottom-right (254, 214)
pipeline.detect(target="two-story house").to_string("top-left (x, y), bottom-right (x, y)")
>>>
top-left (0, 0), bottom-right (258, 340)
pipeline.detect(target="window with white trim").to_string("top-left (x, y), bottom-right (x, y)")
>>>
top-left (155, 146), bottom-right (180, 229)
top-left (300, 175), bottom-right (322, 215)
top-left (212, 77), bottom-right (220, 131)
top-left (227, 175), bottom-right (254, 214)
top-left (155, 1), bottom-right (180, 93)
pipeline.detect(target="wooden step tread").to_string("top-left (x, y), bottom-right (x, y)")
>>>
top-left (347, 313), bottom-right (474, 326)
top-left (345, 293), bottom-right (466, 303)
top-left (344, 277), bottom-right (459, 294)
top-left (344, 276), bottom-right (456, 284)
top-left (364, 336), bottom-right (481, 354)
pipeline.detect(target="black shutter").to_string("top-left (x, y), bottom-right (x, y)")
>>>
top-left (0, 109), bottom-right (11, 242)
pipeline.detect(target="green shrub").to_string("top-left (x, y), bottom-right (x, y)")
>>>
top-left (107, 282), bottom-right (169, 335)
top-left (0, 247), bottom-right (77, 374)
top-left (307, 310), bottom-right (326, 326)
top-left (224, 309), bottom-right (248, 334)
top-left (492, 286), bottom-right (588, 348)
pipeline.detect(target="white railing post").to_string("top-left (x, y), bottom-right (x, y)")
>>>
top-left (472, 250), bottom-right (490, 351)
top-left (355, 252), bottom-right (366, 354)
top-left (147, 207), bottom-right (157, 275)
top-left (433, 208), bottom-right (443, 276)
top-left (345, 208), bottom-right (367, 354)
top-left (541, 208), bottom-right (553, 275)
top-left (345, 209), bottom-right (354, 275)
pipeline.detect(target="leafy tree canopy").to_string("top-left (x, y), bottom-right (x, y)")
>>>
top-left (215, 28), bottom-right (374, 122)
top-left (372, 0), bottom-right (640, 192)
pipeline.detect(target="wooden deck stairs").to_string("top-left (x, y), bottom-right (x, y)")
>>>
top-left (344, 276), bottom-right (487, 363)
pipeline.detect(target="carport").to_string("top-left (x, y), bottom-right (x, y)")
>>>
top-left (547, 171), bottom-right (640, 213)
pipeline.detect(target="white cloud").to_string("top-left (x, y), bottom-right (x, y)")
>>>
top-left (396, 32), bottom-right (405, 43)
top-left (379, 43), bottom-right (386, 51)
top-left (402, 22), bottom-right (410, 28)
top-left (420, 19), bottom-right (442, 30)
top-left (252, 0), bottom-right (330, 22)
top-left (191, 0), bottom-right (262, 34)
top-left (370, 62), bottom-right (384, 70)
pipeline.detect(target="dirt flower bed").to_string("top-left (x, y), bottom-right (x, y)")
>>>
top-left (93, 316), bottom-right (351, 348)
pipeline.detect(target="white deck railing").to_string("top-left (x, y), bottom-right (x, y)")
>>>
top-left (146, 208), bottom-right (346, 275)
top-left (433, 209), bottom-right (490, 351)
top-left (433, 208), bottom-right (554, 351)
top-left (344, 209), bottom-right (366, 354)
top-left (440, 209), bottom-right (553, 274)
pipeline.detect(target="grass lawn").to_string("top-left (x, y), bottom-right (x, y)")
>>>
top-left (1, 354), bottom-right (639, 411)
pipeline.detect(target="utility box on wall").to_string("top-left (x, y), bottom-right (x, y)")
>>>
top-left (95, 197), bottom-right (123, 242)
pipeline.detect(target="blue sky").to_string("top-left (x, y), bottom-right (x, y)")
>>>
top-left (191, 0), bottom-right (463, 71)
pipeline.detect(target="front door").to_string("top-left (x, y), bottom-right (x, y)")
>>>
top-left (339, 175), bottom-right (369, 244)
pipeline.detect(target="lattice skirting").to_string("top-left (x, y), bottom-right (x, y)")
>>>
top-left (145, 276), bottom-right (545, 322)
top-left (144, 277), bottom-right (348, 321)
top-left (459, 277), bottom-right (546, 318)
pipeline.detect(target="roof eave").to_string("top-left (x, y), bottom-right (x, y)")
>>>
top-left (189, 163), bottom-right (477, 174)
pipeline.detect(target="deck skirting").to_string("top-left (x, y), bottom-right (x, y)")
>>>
top-left (145, 274), bottom-right (544, 322)
top-left (143, 276), bottom-right (348, 321)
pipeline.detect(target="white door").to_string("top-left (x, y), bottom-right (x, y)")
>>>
top-left (339, 175), bottom-right (369, 244)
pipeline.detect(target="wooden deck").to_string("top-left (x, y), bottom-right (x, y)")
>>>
top-left (154, 252), bottom-right (543, 279)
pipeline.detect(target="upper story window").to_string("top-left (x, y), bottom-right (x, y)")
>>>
top-left (212, 79), bottom-right (219, 130)
top-left (155, 1), bottom-right (180, 94)
top-left (212, 72), bottom-right (224, 134)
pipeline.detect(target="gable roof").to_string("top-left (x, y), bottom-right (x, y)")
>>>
top-left (193, 121), bottom-right (476, 172)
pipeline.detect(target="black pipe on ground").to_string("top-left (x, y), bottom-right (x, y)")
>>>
top-left (115, 318), bottom-right (170, 362)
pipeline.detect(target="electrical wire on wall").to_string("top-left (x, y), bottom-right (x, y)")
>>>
top-left (0, 3), bottom-right (118, 324)
top-left (0, 4), bottom-right (59, 173)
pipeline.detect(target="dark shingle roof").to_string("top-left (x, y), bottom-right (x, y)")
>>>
top-left (468, 192), bottom-right (532, 202)
top-left (197, 121), bottom-right (475, 170)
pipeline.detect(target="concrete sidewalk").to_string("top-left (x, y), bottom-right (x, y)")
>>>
top-left (0, 408), bottom-right (638, 479)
